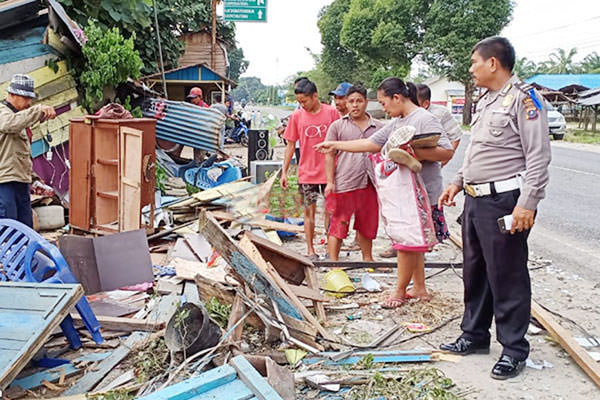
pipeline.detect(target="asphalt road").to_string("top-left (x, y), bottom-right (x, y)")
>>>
top-left (443, 135), bottom-right (600, 281)
top-left (252, 105), bottom-right (600, 281)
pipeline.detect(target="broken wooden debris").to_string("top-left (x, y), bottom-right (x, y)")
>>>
top-left (0, 282), bottom-right (83, 390)
top-left (137, 355), bottom-right (284, 400)
top-left (198, 211), bottom-right (304, 321)
top-left (71, 315), bottom-right (164, 332)
top-left (63, 331), bottom-right (148, 395)
top-left (9, 364), bottom-right (80, 391)
top-left (238, 234), bottom-right (334, 342)
top-left (532, 301), bottom-right (600, 388)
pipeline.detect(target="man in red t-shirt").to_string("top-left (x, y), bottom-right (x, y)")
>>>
top-left (186, 87), bottom-right (209, 108)
top-left (282, 79), bottom-right (340, 259)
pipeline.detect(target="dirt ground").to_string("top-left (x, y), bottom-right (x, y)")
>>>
top-left (227, 141), bottom-right (600, 399)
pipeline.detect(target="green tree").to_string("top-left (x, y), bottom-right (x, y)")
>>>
top-left (228, 47), bottom-right (249, 82)
top-left (513, 57), bottom-right (539, 80)
top-left (77, 21), bottom-right (143, 111)
top-left (579, 51), bottom-right (600, 73)
top-left (317, 0), bottom-right (366, 84)
top-left (543, 48), bottom-right (578, 74)
top-left (422, 0), bottom-right (513, 124)
top-left (339, 0), bottom-right (429, 85)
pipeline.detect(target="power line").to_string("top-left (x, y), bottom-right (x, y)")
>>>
top-left (512, 15), bottom-right (600, 39)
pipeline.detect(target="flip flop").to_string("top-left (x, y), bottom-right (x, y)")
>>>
top-left (382, 296), bottom-right (406, 309)
top-left (404, 293), bottom-right (432, 302)
top-left (341, 242), bottom-right (361, 251)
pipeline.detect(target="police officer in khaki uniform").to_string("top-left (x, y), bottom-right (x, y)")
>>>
top-left (438, 37), bottom-right (551, 380)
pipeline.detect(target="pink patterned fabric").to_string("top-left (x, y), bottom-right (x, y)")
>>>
top-left (370, 153), bottom-right (437, 252)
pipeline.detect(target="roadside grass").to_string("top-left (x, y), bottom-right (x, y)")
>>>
top-left (564, 128), bottom-right (600, 144)
top-left (461, 124), bottom-right (471, 132)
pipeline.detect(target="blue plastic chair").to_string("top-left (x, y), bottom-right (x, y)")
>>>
top-left (184, 160), bottom-right (242, 190)
top-left (0, 219), bottom-right (104, 349)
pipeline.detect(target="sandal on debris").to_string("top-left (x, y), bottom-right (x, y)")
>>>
top-left (341, 242), bottom-right (361, 251)
top-left (404, 293), bottom-right (432, 302)
top-left (382, 296), bottom-right (406, 309)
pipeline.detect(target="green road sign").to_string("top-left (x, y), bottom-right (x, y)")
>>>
top-left (224, 0), bottom-right (267, 22)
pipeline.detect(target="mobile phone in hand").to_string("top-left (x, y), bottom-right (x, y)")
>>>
top-left (497, 215), bottom-right (513, 234)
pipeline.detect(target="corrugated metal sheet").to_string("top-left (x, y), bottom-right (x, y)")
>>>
top-left (201, 65), bottom-right (222, 81)
top-left (143, 99), bottom-right (225, 152)
top-left (164, 66), bottom-right (199, 81)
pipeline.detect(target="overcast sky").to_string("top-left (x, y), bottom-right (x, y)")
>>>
top-left (224, 0), bottom-right (600, 86)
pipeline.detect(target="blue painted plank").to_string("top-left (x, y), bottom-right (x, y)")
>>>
top-left (137, 364), bottom-right (238, 400)
top-left (231, 355), bottom-right (284, 400)
top-left (0, 26), bottom-right (53, 65)
top-left (9, 364), bottom-right (79, 390)
top-left (303, 354), bottom-right (432, 366)
top-left (73, 351), bottom-right (111, 363)
top-left (188, 378), bottom-right (253, 400)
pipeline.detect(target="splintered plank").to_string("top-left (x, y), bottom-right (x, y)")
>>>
top-left (198, 211), bottom-right (303, 321)
top-left (62, 332), bottom-right (148, 395)
top-left (231, 355), bottom-right (284, 400)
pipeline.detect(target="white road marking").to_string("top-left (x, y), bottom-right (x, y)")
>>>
top-left (549, 165), bottom-right (600, 178)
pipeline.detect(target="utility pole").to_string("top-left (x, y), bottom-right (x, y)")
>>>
top-left (153, 0), bottom-right (168, 98)
top-left (211, 0), bottom-right (217, 71)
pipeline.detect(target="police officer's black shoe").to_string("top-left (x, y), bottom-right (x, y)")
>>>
top-left (490, 354), bottom-right (525, 380)
top-left (439, 337), bottom-right (490, 355)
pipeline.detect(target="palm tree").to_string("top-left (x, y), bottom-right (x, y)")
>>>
top-left (544, 48), bottom-right (578, 74)
top-left (513, 57), bottom-right (538, 79)
top-left (579, 52), bottom-right (600, 73)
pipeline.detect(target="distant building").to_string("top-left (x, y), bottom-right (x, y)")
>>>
top-left (423, 76), bottom-right (465, 115)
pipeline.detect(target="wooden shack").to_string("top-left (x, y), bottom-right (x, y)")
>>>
top-left (179, 31), bottom-right (228, 77)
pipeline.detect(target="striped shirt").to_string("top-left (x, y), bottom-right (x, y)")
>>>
top-left (428, 104), bottom-right (463, 143)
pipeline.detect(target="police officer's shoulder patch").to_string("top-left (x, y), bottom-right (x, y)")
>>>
top-left (523, 97), bottom-right (538, 120)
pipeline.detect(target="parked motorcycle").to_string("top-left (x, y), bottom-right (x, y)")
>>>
top-left (225, 112), bottom-right (250, 146)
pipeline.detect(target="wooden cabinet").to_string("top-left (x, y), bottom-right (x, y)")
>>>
top-left (69, 117), bottom-right (156, 233)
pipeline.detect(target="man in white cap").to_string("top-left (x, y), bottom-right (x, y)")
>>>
top-left (0, 74), bottom-right (56, 227)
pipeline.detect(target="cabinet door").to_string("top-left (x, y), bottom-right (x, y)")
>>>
top-left (69, 122), bottom-right (92, 230)
top-left (119, 127), bottom-right (143, 231)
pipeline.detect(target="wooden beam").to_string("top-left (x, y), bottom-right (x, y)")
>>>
top-left (531, 301), bottom-right (600, 388)
top-left (210, 210), bottom-right (308, 234)
top-left (312, 260), bottom-right (463, 269)
top-left (71, 315), bottom-right (164, 332)
top-left (290, 284), bottom-right (329, 303)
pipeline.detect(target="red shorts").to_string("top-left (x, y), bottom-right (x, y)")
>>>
top-left (326, 183), bottom-right (379, 240)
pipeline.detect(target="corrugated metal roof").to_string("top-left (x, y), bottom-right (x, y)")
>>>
top-left (526, 74), bottom-right (600, 91)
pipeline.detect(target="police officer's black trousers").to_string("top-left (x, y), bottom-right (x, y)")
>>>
top-left (460, 189), bottom-right (531, 361)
